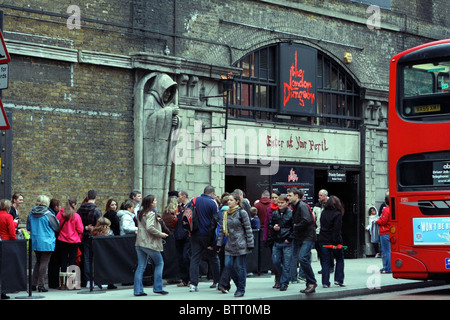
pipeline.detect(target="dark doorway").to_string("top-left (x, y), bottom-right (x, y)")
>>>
top-left (225, 175), bottom-right (246, 196)
top-left (225, 166), bottom-right (271, 205)
top-left (314, 169), bottom-right (362, 258)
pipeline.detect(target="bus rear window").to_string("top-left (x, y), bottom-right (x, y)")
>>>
top-left (400, 61), bottom-right (450, 121)
top-left (398, 151), bottom-right (450, 191)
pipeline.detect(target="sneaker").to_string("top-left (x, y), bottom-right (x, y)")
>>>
top-left (189, 284), bottom-right (198, 292)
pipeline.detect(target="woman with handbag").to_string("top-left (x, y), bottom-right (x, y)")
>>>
top-left (134, 194), bottom-right (169, 296)
top-left (216, 192), bottom-right (254, 297)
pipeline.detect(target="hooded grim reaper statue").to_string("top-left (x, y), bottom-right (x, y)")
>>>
top-left (135, 73), bottom-right (180, 209)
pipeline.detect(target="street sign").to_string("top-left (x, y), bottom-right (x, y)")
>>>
top-left (0, 31), bottom-right (9, 64)
top-left (0, 99), bottom-right (10, 129)
top-left (0, 64), bottom-right (8, 89)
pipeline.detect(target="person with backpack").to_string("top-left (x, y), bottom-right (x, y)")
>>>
top-left (187, 185), bottom-right (220, 293)
top-left (216, 191), bottom-right (254, 297)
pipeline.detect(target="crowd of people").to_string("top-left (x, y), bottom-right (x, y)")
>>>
top-left (0, 186), bottom-right (391, 299)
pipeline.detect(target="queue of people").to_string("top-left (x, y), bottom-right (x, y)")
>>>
top-left (0, 185), bottom-right (391, 299)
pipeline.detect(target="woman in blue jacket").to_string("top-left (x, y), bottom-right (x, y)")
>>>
top-left (27, 195), bottom-right (60, 292)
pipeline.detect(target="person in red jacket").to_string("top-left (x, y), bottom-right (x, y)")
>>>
top-left (254, 190), bottom-right (272, 229)
top-left (376, 194), bottom-right (391, 273)
top-left (0, 199), bottom-right (16, 240)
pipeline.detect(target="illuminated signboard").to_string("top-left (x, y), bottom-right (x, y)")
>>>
top-left (279, 43), bottom-right (317, 116)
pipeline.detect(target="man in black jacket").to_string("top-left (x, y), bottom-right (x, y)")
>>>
top-left (288, 188), bottom-right (317, 294)
top-left (78, 189), bottom-right (102, 288)
top-left (268, 194), bottom-right (294, 291)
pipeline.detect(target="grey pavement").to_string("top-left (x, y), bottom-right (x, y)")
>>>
top-left (7, 257), bottom-right (443, 301)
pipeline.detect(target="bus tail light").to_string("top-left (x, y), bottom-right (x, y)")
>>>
top-left (390, 236), bottom-right (397, 245)
top-left (390, 225), bottom-right (398, 248)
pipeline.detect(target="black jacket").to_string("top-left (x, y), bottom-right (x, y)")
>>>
top-left (268, 207), bottom-right (294, 243)
top-left (78, 202), bottom-right (102, 238)
top-left (318, 208), bottom-right (343, 245)
top-left (292, 200), bottom-right (316, 243)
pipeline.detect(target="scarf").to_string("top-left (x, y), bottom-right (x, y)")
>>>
top-left (270, 202), bottom-right (278, 211)
top-left (223, 205), bottom-right (239, 236)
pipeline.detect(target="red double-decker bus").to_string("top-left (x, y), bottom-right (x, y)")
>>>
top-left (388, 39), bottom-right (450, 281)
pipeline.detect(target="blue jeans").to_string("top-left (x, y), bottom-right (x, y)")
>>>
top-left (272, 241), bottom-right (293, 287)
top-left (290, 241), bottom-right (299, 280)
top-left (225, 254), bottom-right (247, 294)
top-left (380, 234), bottom-right (391, 272)
top-left (134, 246), bottom-right (164, 294)
top-left (298, 241), bottom-right (316, 285)
top-left (320, 244), bottom-right (344, 286)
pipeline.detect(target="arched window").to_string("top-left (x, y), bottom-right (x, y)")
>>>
top-left (229, 43), bottom-right (361, 129)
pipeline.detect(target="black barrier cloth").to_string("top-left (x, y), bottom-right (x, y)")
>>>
top-left (91, 231), bottom-right (274, 286)
top-left (162, 233), bottom-right (178, 280)
top-left (0, 240), bottom-right (27, 293)
top-left (92, 235), bottom-right (137, 285)
top-left (246, 231), bottom-right (259, 274)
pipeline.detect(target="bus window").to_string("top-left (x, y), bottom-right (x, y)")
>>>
top-left (404, 66), bottom-right (433, 97)
top-left (400, 61), bottom-right (450, 120)
top-left (397, 151), bottom-right (450, 191)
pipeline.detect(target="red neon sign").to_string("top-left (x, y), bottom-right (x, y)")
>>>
top-left (283, 50), bottom-right (315, 108)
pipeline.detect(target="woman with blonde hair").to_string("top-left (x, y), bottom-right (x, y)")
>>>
top-left (162, 196), bottom-right (178, 232)
top-left (27, 195), bottom-right (60, 292)
top-left (91, 217), bottom-right (112, 236)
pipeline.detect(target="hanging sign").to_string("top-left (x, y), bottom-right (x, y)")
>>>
top-left (279, 43), bottom-right (317, 115)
